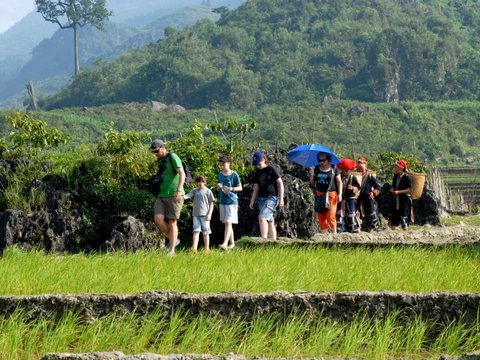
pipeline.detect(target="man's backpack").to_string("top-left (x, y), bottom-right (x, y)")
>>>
top-left (147, 153), bottom-right (192, 195)
top-left (168, 152), bottom-right (193, 187)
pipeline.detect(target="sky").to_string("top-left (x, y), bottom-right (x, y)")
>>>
top-left (0, 0), bottom-right (35, 33)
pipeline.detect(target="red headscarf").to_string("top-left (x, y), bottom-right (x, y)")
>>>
top-left (337, 158), bottom-right (357, 171)
top-left (395, 159), bottom-right (408, 171)
top-left (357, 157), bottom-right (367, 165)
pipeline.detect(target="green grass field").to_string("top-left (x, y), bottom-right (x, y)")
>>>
top-left (1, 245), bottom-right (478, 295)
top-left (1, 243), bottom-right (479, 359)
top-left (2, 307), bottom-right (479, 359)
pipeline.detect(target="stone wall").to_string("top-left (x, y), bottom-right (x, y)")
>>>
top-left (1, 290), bottom-right (479, 325)
top-left (40, 350), bottom-right (480, 360)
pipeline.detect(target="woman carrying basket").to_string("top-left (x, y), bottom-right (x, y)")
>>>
top-left (389, 159), bottom-right (414, 230)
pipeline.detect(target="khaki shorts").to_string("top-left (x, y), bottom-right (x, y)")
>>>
top-left (154, 197), bottom-right (184, 220)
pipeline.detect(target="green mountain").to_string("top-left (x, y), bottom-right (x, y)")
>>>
top-left (41, 0), bottom-right (480, 110)
top-left (0, 1), bottom-right (242, 109)
top-left (0, 12), bottom-right (57, 82)
top-left (0, 22), bottom-right (139, 108)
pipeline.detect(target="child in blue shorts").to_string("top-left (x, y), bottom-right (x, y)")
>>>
top-left (249, 151), bottom-right (284, 240)
top-left (184, 174), bottom-right (215, 253)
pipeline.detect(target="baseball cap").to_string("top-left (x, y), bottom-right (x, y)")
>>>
top-left (252, 151), bottom-right (264, 166)
top-left (150, 139), bottom-right (166, 148)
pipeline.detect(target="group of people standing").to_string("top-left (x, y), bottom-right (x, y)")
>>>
top-left (150, 139), bottom-right (284, 255)
top-left (149, 139), bottom-right (413, 255)
top-left (310, 151), bottom-right (414, 234)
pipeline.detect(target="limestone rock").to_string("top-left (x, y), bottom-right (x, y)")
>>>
top-left (105, 215), bottom-right (147, 251)
top-left (151, 101), bottom-right (167, 112)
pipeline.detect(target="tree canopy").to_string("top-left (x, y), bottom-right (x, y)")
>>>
top-left (35, 0), bottom-right (112, 74)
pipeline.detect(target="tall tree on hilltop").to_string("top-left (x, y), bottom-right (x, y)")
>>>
top-left (35, 0), bottom-right (112, 75)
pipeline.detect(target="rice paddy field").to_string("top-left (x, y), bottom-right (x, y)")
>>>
top-left (439, 166), bottom-right (480, 208)
top-left (0, 245), bottom-right (479, 295)
top-left (0, 237), bottom-right (479, 359)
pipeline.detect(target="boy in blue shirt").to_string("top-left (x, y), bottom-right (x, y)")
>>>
top-left (216, 155), bottom-right (242, 250)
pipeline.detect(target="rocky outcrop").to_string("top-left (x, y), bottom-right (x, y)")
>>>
top-left (151, 101), bottom-right (167, 112)
top-left (42, 354), bottom-right (248, 360)
top-left (171, 104), bottom-right (186, 114)
top-left (0, 174), bottom-right (81, 253)
top-left (104, 215), bottom-right (147, 251)
top-left (0, 209), bottom-right (31, 253)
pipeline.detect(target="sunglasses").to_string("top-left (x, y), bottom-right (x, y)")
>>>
top-left (151, 148), bottom-right (160, 154)
top-left (318, 158), bottom-right (328, 162)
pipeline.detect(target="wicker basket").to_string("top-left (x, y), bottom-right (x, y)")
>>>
top-left (410, 172), bottom-right (426, 200)
top-left (352, 171), bottom-right (376, 198)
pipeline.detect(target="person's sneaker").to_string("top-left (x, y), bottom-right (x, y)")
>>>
top-left (164, 239), bottom-right (180, 251)
top-left (219, 244), bottom-right (228, 250)
top-left (191, 248), bottom-right (198, 253)
top-left (167, 251), bottom-right (175, 257)
top-left (227, 244), bottom-right (235, 250)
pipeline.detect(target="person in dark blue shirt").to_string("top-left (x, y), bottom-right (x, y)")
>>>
top-left (389, 159), bottom-right (414, 230)
top-left (356, 157), bottom-right (382, 232)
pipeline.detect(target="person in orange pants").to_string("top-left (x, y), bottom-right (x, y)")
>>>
top-left (310, 152), bottom-right (342, 233)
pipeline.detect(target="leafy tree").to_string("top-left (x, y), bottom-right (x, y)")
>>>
top-left (375, 151), bottom-right (428, 182)
top-left (3, 112), bottom-right (69, 157)
top-left (0, 112), bottom-right (70, 213)
top-left (35, 0), bottom-right (112, 75)
top-left (95, 122), bottom-right (151, 185)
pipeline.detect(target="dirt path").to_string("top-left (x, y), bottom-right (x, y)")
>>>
top-left (242, 225), bottom-right (480, 247)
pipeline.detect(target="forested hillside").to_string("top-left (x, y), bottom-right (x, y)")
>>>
top-left (2, 99), bottom-right (478, 165)
top-left (41, 0), bottom-right (480, 109)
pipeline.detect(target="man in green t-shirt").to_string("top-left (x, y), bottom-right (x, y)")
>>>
top-left (150, 139), bottom-right (185, 256)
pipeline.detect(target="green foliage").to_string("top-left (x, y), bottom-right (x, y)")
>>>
top-left (164, 117), bottom-right (257, 189)
top-left (40, 0), bottom-right (480, 109)
top-left (0, 161), bottom-right (48, 213)
top-left (0, 137), bottom-right (6, 158)
top-left (8, 98), bottom-right (480, 166)
top-left (375, 151), bottom-right (428, 182)
top-left (2, 112), bottom-right (69, 157)
top-left (0, 112), bottom-right (69, 212)
top-left (95, 122), bottom-right (152, 184)
top-left (67, 136), bottom-right (155, 248)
